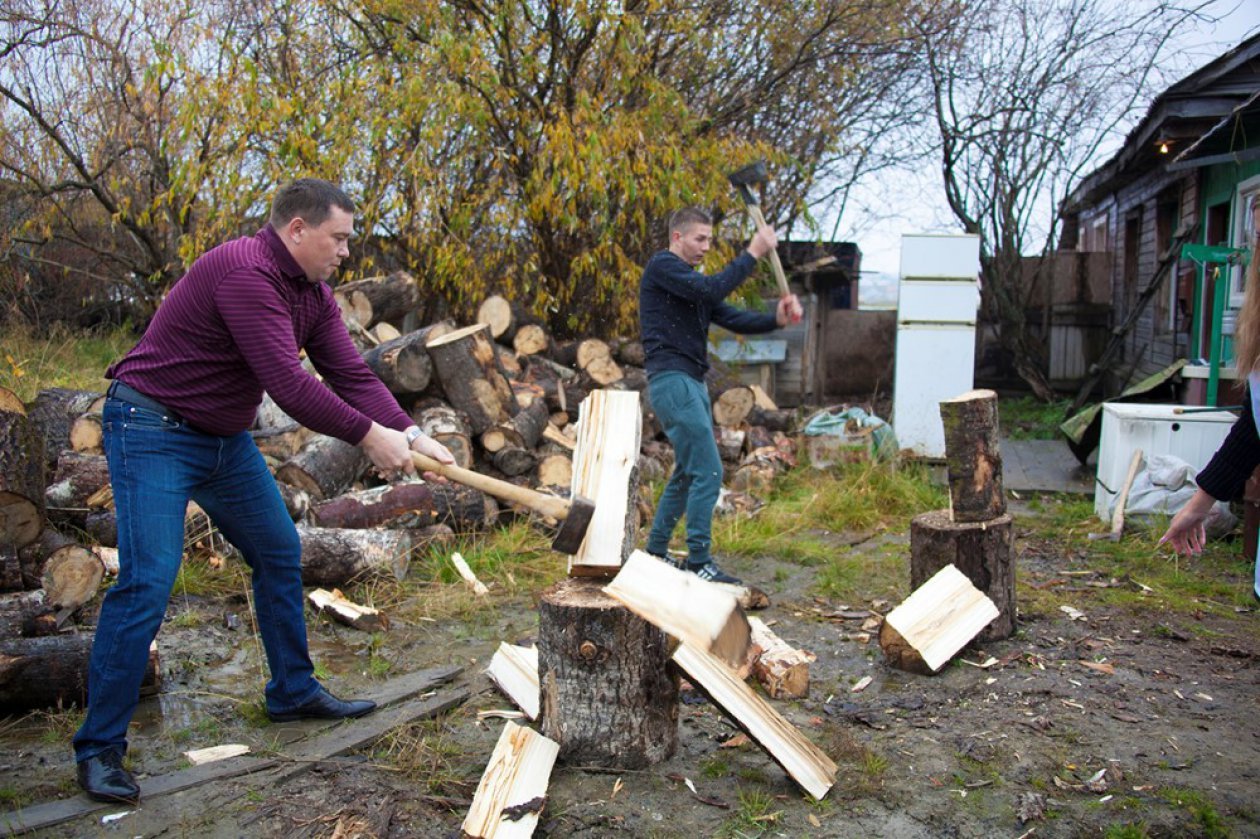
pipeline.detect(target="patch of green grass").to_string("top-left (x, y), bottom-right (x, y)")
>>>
top-left (717, 788), bottom-right (781, 838)
top-left (815, 538), bottom-right (907, 602)
top-left (0, 786), bottom-right (30, 808)
top-left (172, 554), bottom-right (251, 599)
top-left (1104, 824), bottom-right (1151, 839)
top-left (1001, 395), bottom-right (1071, 440)
top-left (0, 320), bottom-right (134, 402)
top-left (699, 753), bottom-right (730, 779)
top-left (373, 715), bottom-right (478, 798)
top-left (1159, 787), bottom-right (1232, 838)
top-left (33, 707), bottom-right (85, 745)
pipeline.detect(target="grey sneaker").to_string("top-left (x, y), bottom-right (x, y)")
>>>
top-left (688, 561), bottom-right (742, 585)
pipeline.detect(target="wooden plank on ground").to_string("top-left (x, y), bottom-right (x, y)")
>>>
top-left (672, 642), bottom-right (837, 800)
top-left (0, 665), bottom-right (463, 835)
top-left (463, 721), bottom-right (560, 839)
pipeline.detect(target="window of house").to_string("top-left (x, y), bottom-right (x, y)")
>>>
top-left (1232, 175), bottom-right (1260, 306)
top-left (1080, 213), bottom-right (1109, 252)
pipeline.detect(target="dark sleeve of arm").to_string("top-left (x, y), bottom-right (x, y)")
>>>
top-left (656, 252), bottom-right (758, 304)
top-left (710, 301), bottom-right (778, 334)
top-left (304, 292), bottom-right (413, 433)
top-left (1195, 401), bottom-right (1260, 500)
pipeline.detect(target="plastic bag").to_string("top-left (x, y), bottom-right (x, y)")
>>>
top-left (802, 406), bottom-right (898, 461)
top-left (1115, 453), bottom-right (1237, 538)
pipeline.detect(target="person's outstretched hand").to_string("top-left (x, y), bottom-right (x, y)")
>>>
top-left (776, 294), bottom-right (803, 326)
top-left (1157, 487), bottom-right (1215, 555)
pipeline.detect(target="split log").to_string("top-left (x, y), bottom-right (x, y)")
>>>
top-left (296, 525), bottom-right (412, 586)
top-left (491, 447), bottom-right (537, 477)
top-left (308, 587), bottom-right (388, 632)
top-left (41, 544), bottom-right (105, 613)
top-left (538, 577), bottom-right (678, 768)
top-left (309, 483), bottom-right (440, 530)
top-left (512, 323), bottom-right (551, 357)
top-left (476, 294), bottom-right (530, 341)
top-left (487, 643), bottom-right (539, 719)
top-left (44, 451), bottom-right (110, 531)
top-left (880, 564), bottom-right (1000, 674)
top-left (0, 635), bottom-right (159, 712)
top-left (184, 744), bottom-right (251, 766)
top-left (69, 412), bottom-right (104, 454)
top-left (713, 385), bottom-right (755, 428)
top-left (711, 581), bottom-right (771, 611)
top-left (362, 328), bottom-right (435, 395)
top-left (569, 390), bottom-right (642, 574)
top-left (672, 642), bottom-right (836, 800)
top-left (939, 389), bottom-right (1005, 522)
top-left (274, 434), bottom-right (368, 501)
top-left (910, 510), bottom-right (1015, 641)
top-left (604, 551), bottom-right (750, 669)
top-left (463, 721), bottom-right (559, 839)
top-left (537, 453), bottom-right (572, 489)
top-left (25, 387), bottom-right (104, 472)
top-left (0, 393), bottom-right (45, 549)
top-left (481, 399), bottom-right (549, 454)
top-left (426, 324), bottom-right (520, 435)
top-left (747, 616), bottom-right (815, 699)
top-left (334, 271), bottom-right (422, 329)
top-left (411, 400), bottom-right (474, 470)
top-left (449, 551), bottom-right (489, 596)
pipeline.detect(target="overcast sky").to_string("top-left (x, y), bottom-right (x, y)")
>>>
top-left (832, 1), bottom-right (1260, 277)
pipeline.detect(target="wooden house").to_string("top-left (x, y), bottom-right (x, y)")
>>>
top-left (1058, 34), bottom-right (1260, 405)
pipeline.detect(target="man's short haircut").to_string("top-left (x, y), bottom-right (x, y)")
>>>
top-left (669, 207), bottom-right (713, 235)
top-left (270, 178), bottom-right (355, 228)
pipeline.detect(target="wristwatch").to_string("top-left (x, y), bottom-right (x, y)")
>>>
top-left (404, 426), bottom-right (423, 447)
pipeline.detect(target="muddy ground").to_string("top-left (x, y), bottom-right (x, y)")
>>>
top-left (2, 496), bottom-right (1258, 838)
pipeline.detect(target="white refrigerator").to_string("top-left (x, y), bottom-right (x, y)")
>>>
top-left (892, 234), bottom-right (981, 458)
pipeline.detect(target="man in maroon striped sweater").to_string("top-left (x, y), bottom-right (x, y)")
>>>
top-left (72, 179), bottom-right (454, 804)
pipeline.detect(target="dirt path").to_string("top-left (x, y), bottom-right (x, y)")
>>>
top-left (2, 499), bottom-right (1258, 837)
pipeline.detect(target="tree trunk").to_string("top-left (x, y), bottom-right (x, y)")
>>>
top-left (538, 578), bottom-right (678, 768)
top-left (24, 387), bottom-right (104, 473)
top-left (910, 509), bottom-right (1015, 641)
top-left (44, 451), bottom-right (110, 531)
top-left (425, 324), bottom-right (520, 435)
top-left (611, 338), bottom-right (645, 368)
top-left (0, 394), bottom-right (46, 549)
top-left (939, 389), bottom-right (1006, 523)
top-left (362, 328), bottom-right (435, 395)
top-left (274, 434), bottom-right (368, 501)
top-left (309, 483), bottom-right (440, 530)
top-left (0, 634), bottom-right (159, 712)
top-left (296, 525), bottom-right (412, 586)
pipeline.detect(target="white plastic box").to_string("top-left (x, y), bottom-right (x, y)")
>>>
top-left (1094, 403), bottom-right (1236, 521)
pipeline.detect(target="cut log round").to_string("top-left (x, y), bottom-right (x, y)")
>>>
top-left (476, 294), bottom-right (527, 341)
top-left (372, 322), bottom-right (402, 344)
top-left (333, 270), bottom-right (422, 330)
top-left (910, 509), bottom-right (1015, 641)
top-left (481, 398), bottom-right (550, 454)
top-left (69, 412), bottom-right (104, 454)
top-left (0, 634), bottom-right (159, 712)
top-left (17, 528), bottom-right (79, 590)
top-left (42, 545), bottom-right (105, 612)
top-left (713, 385), bottom-right (755, 428)
top-left (25, 387), bottom-right (104, 472)
top-left (512, 323), bottom-right (550, 356)
top-left (0, 393), bottom-right (46, 549)
top-left (537, 453), bottom-right (573, 489)
top-left (411, 401), bottom-right (474, 470)
top-left (296, 525), bottom-right (412, 586)
top-left (580, 355), bottom-right (624, 388)
top-left (939, 389), bottom-right (1005, 523)
top-left (538, 577), bottom-right (678, 768)
top-left (274, 434), bottom-right (368, 501)
top-left (44, 451), bottom-right (110, 531)
top-left (425, 323), bottom-right (520, 435)
top-left (309, 483), bottom-right (440, 530)
top-left (362, 328), bottom-right (435, 395)
top-left (575, 338), bottom-right (612, 371)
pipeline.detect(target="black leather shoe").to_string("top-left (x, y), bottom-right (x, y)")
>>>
top-left (266, 687), bottom-right (377, 723)
top-left (77, 749), bottom-right (140, 804)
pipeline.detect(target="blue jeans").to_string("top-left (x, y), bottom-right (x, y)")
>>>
top-left (645, 371), bottom-right (723, 568)
top-left (73, 396), bottom-right (319, 762)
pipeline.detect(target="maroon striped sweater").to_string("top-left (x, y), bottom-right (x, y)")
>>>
top-left (107, 225), bottom-right (410, 441)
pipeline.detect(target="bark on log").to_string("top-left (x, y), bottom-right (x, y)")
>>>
top-left (69, 412), bottom-right (104, 454)
top-left (0, 544), bottom-right (21, 592)
top-left (296, 525), bottom-right (412, 586)
top-left (410, 401), bottom-right (474, 470)
top-left (610, 338), bottom-right (645, 368)
top-left (274, 434), bottom-right (368, 501)
top-left (251, 425), bottom-right (313, 461)
top-left (939, 389), bottom-right (1005, 523)
top-left (491, 447), bottom-right (538, 477)
top-left (520, 355), bottom-right (574, 414)
top-left (276, 482), bottom-right (311, 522)
top-left (481, 399), bottom-right (550, 454)
top-left (425, 324), bottom-right (520, 435)
top-left (910, 509), bottom-right (1015, 641)
top-left (0, 634), bottom-right (159, 712)
top-left (333, 271), bottom-right (422, 329)
top-left (614, 365), bottom-right (648, 393)
top-left (0, 395), bottom-right (46, 549)
top-left (362, 328), bottom-right (435, 395)
top-left (538, 578), bottom-right (678, 768)
top-left (429, 483), bottom-right (499, 531)
top-left (512, 323), bottom-right (550, 356)
top-left (44, 451), bottom-right (110, 531)
top-left (747, 407), bottom-right (796, 433)
top-left (25, 387), bottom-right (103, 472)
top-left (309, 483), bottom-right (440, 530)
top-left (0, 590), bottom-right (49, 637)
top-left (495, 343), bottom-right (523, 379)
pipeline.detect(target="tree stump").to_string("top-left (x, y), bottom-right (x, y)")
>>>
top-left (939, 389), bottom-right (1005, 522)
top-left (425, 323), bottom-right (520, 435)
top-left (274, 434), bottom-right (368, 501)
top-left (910, 509), bottom-right (1015, 640)
top-left (0, 393), bottom-right (46, 550)
top-left (538, 578), bottom-right (678, 768)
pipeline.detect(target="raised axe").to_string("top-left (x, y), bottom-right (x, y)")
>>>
top-left (727, 160), bottom-right (799, 322)
top-left (412, 452), bottom-right (595, 554)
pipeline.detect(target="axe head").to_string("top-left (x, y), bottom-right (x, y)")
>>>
top-left (727, 160), bottom-right (769, 205)
top-left (551, 494), bottom-right (596, 554)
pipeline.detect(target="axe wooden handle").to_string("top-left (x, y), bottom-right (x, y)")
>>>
top-left (412, 452), bottom-right (571, 520)
top-left (745, 203), bottom-right (792, 299)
